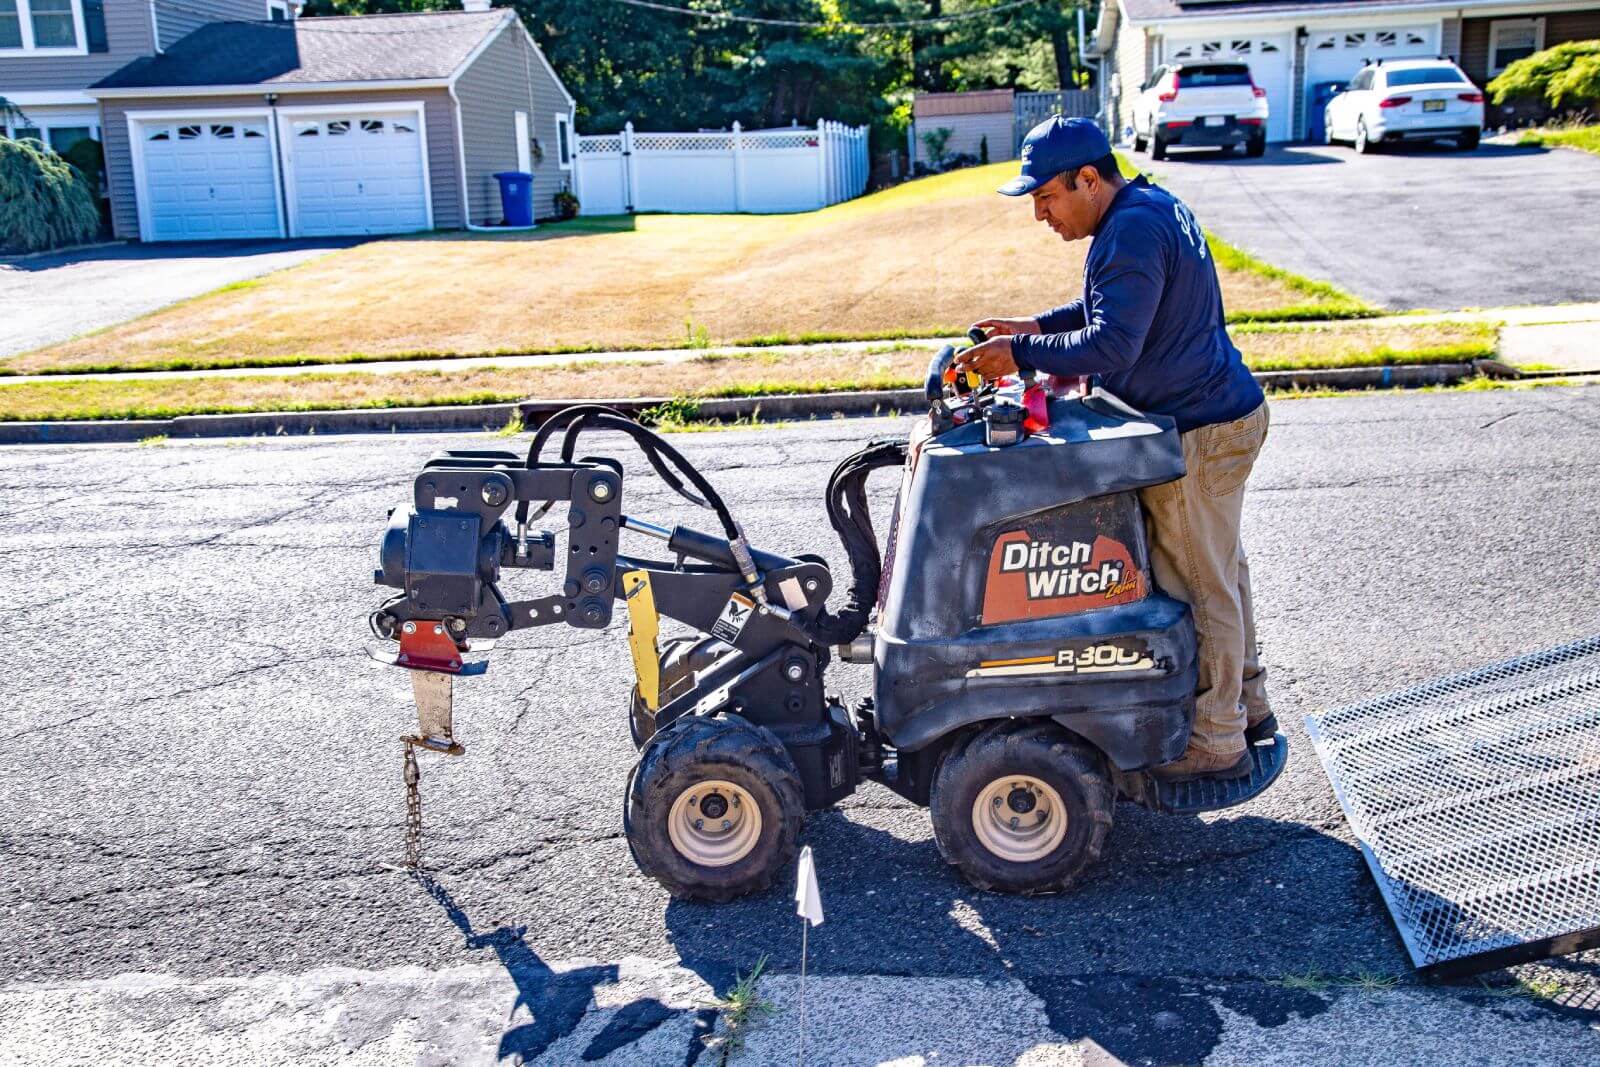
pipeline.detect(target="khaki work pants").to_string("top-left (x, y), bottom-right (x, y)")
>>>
top-left (1137, 400), bottom-right (1271, 758)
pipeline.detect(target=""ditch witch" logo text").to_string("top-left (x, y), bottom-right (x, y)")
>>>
top-left (999, 539), bottom-right (1136, 600)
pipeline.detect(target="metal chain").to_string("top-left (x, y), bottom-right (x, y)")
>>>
top-left (402, 739), bottom-right (423, 870)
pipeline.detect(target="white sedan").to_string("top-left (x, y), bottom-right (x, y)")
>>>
top-left (1325, 57), bottom-right (1485, 153)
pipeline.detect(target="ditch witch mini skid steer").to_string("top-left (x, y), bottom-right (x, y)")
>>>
top-left (369, 334), bottom-right (1287, 899)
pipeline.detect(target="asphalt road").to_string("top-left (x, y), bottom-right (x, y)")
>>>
top-left (3, 389), bottom-right (1599, 1064)
top-left (0, 238), bottom-right (362, 359)
top-left (1144, 143), bottom-right (1600, 312)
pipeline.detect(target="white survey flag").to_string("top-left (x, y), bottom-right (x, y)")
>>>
top-left (794, 846), bottom-right (824, 926)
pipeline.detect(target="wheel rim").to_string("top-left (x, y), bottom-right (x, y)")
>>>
top-left (971, 775), bottom-right (1068, 863)
top-left (667, 780), bottom-right (762, 868)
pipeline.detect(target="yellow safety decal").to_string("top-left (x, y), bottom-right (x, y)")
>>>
top-left (622, 570), bottom-right (662, 711)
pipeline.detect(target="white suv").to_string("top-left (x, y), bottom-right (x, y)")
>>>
top-left (1325, 57), bottom-right (1485, 153)
top-left (1132, 62), bottom-right (1269, 160)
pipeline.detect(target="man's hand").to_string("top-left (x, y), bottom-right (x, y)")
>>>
top-left (969, 317), bottom-right (1041, 338)
top-left (952, 336), bottom-right (1018, 380)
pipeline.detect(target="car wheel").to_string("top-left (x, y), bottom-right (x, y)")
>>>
top-left (1246, 133), bottom-right (1266, 158)
top-left (1355, 118), bottom-right (1375, 155)
top-left (1151, 135), bottom-right (1167, 161)
top-left (1458, 128), bottom-right (1480, 151)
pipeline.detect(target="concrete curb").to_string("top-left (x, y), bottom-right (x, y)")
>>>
top-left (0, 362), bottom-right (1541, 446)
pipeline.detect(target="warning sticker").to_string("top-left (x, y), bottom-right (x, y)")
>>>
top-left (711, 592), bottom-right (756, 643)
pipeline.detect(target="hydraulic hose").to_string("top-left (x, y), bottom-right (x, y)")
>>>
top-left (807, 440), bottom-right (907, 647)
top-left (519, 405), bottom-right (740, 541)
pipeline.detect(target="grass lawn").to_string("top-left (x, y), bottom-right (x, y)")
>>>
top-left (1518, 125), bottom-right (1600, 156)
top-left (0, 320), bottom-right (1491, 421)
top-left (5, 162), bottom-right (1368, 377)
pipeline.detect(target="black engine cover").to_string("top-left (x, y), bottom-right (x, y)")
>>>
top-left (874, 390), bottom-right (1198, 772)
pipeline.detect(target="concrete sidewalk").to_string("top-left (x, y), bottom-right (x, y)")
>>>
top-left (3, 955), bottom-right (1595, 1065)
top-left (4, 302), bottom-right (1597, 387)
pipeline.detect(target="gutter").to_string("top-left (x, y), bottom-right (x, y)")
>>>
top-left (89, 79), bottom-right (452, 100)
top-left (1126, 0), bottom-right (1583, 28)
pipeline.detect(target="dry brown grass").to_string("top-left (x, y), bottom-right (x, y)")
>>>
top-left (0, 320), bottom-right (1492, 422)
top-left (6, 164), bottom-right (1356, 376)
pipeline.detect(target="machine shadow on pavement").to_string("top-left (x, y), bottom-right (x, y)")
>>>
top-left (658, 807), bottom-right (1358, 1065)
top-left (415, 872), bottom-right (723, 1064)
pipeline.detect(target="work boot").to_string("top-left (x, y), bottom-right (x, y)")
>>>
top-left (1151, 744), bottom-right (1252, 782)
top-left (1245, 710), bottom-right (1279, 745)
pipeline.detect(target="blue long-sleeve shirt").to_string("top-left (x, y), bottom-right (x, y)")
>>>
top-left (1010, 176), bottom-right (1262, 434)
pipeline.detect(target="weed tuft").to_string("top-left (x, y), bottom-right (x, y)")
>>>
top-left (492, 411), bottom-right (525, 437)
top-left (703, 956), bottom-right (770, 1065)
top-left (136, 434), bottom-right (168, 447)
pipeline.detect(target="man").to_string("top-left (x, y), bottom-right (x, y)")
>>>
top-left (954, 116), bottom-right (1272, 781)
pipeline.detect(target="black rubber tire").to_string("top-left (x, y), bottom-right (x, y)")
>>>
top-left (625, 714), bottom-right (804, 902)
top-left (1246, 134), bottom-right (1266, 158)
top-left (930, 720), bottom-right (1113, 895)
top-left (1458, 128), bottom-right (1480, 151)
top-left (1150, 136), bottom-right (1168, 161)
top-left (629, 635), bottom-right (728, 749)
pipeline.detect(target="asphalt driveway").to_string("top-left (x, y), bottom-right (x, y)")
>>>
top-left (0, 238), bottom-right (363, 360)
top-left (1144, 142), bottom-right (1600, 311)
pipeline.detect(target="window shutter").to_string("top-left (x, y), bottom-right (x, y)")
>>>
top-left (84, 0), bottom-right (108, 52)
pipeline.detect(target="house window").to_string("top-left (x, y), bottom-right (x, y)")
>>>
top-left (1489, 19), bottom-right (1543, 76)
top-left (326, 119), bottom-right (350, 135)
top-left (267, 0), bottom-right (289, 20)
top-left (0, 0), bottom-right (21, 48)
top-left (0, 0), bottom-right (83, 51)
top-left (555, 112), bottom-right (572, 169)
top-left (47, 125), bottom-right (91, 153)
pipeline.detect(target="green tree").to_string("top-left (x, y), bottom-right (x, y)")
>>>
top-left (0, 137), bottom-right (101, 253)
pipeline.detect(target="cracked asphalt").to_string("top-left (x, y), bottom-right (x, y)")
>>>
top-left (2, 386), bottom-right (1599, 1065)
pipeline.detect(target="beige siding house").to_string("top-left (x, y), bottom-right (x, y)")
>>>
top-left (910, 89), bottom-right (1017, 169)
top-left (67, 5), bottom-right (573, 241)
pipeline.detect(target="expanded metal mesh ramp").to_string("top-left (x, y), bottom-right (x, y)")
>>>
top-left (1306, 635), bottom-right (1600, 978)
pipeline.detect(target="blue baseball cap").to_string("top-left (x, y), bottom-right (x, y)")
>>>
top-left (998, 117), bottom-right (1113, 196)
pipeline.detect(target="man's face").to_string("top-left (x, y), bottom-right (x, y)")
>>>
top-left (1030, 168), bottom-right (1102, 242)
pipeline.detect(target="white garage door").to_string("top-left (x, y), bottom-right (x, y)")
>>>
top-left (1165, 35), bottom-right (1294, 142)
top-left (138, 118), bottom-right (281, 242)
top-left (285, 111), bottom-right (430, 238)
top-left (1306, 25), bottom-right (1440, 90)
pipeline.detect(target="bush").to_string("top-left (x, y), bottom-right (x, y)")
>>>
top-left (0, 137), bottom-right (101, 254)
top-left (552, 188), bottom-right (579, 220)
top-left (1489, 39), bottom-right (1600, 111)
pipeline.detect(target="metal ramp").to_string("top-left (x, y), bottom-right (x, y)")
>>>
top-left (1307, 635), bottom-right (1600, 978)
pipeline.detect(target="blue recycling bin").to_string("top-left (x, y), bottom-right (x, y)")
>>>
top-left (1307, 82), bottom-right (1346, 143)
top-left (493, 170), bottom-right (534, 226)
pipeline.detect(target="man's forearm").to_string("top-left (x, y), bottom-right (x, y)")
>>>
top-left (1034, 300), bottom-right (1086, 334)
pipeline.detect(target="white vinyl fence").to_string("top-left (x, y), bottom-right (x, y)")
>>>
top-left (574, 119), bottom-right (869, 216)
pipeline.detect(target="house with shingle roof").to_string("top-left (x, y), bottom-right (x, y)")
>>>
top-left (1085, 0), bottom-right (1600, 143)
top-left (2, 0), bottom-right (575, 240)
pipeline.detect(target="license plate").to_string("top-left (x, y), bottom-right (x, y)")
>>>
top-left (1423, 99), bottom-right (1446, 112)
top-left (1203, 116), bottom-right (1226, 127)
